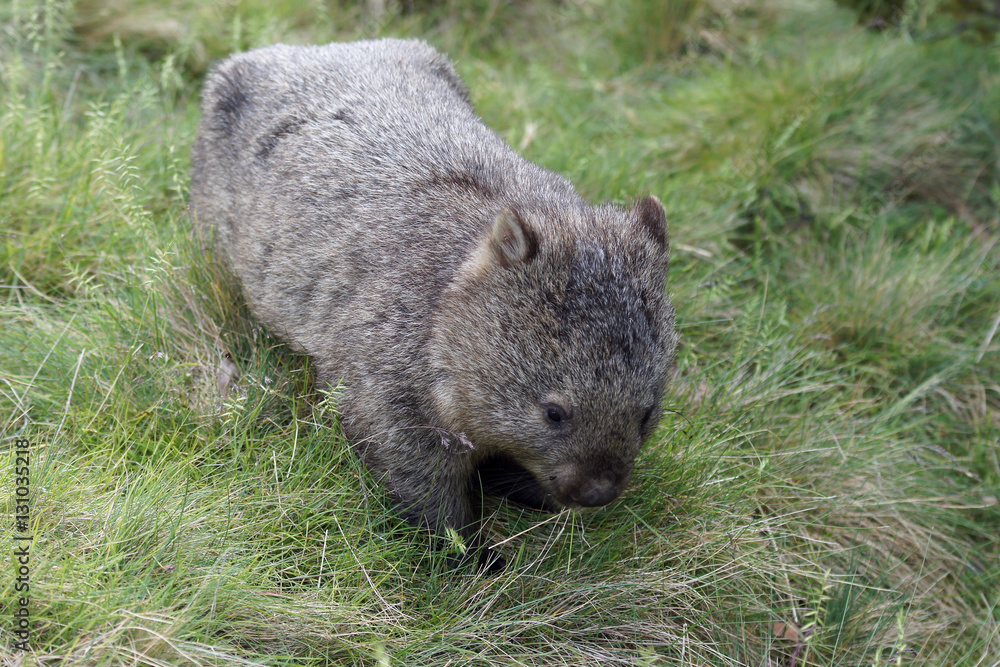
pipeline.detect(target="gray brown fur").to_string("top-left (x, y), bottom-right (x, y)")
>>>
top-left (190, 39), bottom-right (678, 552)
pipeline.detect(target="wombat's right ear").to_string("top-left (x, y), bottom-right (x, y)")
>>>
top-left (635, 195), bottom-right (668, 252)
top-left (489, 209), bottom-right (539, 268)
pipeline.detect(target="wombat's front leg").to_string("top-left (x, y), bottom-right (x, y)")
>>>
top-left (382, 443), bottom-right (503, 570)
top-left (388, 461), bottom-right (475, 537)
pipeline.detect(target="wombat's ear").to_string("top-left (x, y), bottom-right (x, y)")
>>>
top-left (489, 209), bottom-right (539, 267)
top-left (635, 195), bottom-right (668, 252)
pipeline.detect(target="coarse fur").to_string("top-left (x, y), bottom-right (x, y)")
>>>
top-left (190, 39), bottom-right (678, 562)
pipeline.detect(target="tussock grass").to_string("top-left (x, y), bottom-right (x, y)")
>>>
top-left (2, 0), bottom-right (998, 665)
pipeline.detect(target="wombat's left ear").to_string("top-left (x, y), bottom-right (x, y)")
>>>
top-left (489, 209), bottom-right (539, 268)
top-left (634, 195), bottom-right (668, 253)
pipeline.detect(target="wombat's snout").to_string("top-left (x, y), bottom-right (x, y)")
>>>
top-left (574, 471), bottom-right (621, 507)
top-left (554, 465), bottom-right (626, 508)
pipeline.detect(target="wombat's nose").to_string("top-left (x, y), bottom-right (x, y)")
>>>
top-left (575, 472), bottom-right (620, 507)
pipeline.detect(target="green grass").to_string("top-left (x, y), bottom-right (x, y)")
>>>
top-left (2, 0), bottom-right (999, 664)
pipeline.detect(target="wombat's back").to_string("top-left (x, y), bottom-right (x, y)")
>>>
top-left (192, 39), bottom-right (580, 248)
top-left (190, 39), bottom-right (584, 377)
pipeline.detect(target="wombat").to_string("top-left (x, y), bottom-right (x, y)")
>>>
top-left (190, 39), bottom-right (678, 563)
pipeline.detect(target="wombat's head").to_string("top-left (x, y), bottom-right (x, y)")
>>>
top-left (430, 196), bottom-right (677, 509)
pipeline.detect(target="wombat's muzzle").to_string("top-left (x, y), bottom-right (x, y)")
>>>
top-left (572, 470), bottom-right (622, 507)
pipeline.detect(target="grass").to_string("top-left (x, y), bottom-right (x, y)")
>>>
top-left (2, 0), bottom-right (999, 664)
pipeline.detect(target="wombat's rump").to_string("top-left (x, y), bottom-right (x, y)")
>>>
top-left (191, 39), bottom-right (677, 561)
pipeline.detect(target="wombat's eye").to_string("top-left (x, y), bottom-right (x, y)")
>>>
top-left (544, 404), bottom-right (569, 426)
